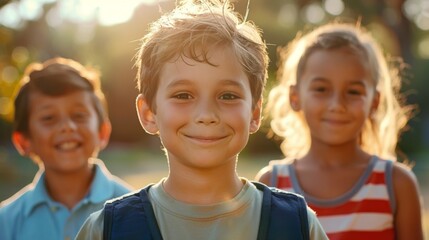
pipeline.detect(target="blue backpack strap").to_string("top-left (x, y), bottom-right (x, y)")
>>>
top-left (103, 201), bottom-right (114, 240)
top-left (140, 186), bottom-right (163, 239)
top-left (253, 182), bottom-right (309, 240)
top-left (103, 184), bottom-right (163, 240)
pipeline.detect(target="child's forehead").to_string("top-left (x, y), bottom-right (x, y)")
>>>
top-left (171, 43), bottom-right (236, 60)
top-left (163, 46), bottom-right (242, 71)
top-left (303, 46), bottom-right (370, 72)
top-left (157, 48), bottom-right (249, 89)
top-left (28, 90), bottom-right (94, 108)
top-left (300, 47), bottom-right (375, 84)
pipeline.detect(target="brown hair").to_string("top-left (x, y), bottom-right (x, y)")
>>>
top-left (13, 57), bottom-right (108, 136)
top-left (135, 0), bottom-right (268, 111)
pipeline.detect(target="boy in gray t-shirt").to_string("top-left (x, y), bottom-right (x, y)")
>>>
top-left (76, 0), bottom-right (327, 239)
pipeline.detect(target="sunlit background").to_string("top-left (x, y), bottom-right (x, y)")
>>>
top-left (1, 0), bottom-right (429, 236)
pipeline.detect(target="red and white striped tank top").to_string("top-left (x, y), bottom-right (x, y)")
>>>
top-left (270, 156), bottom-right (395, 240)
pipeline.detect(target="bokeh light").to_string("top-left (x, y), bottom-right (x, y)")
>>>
top-left (418, 36), bottom-right (429, 58)
top-left (278, 3), bottom-right (298, 28)
top-left (0, 97), bottom-right (11, 116)
top-left (324, 0), bottom-right (344, 16)
top-left (304, 3), bottom-right (325, 24)
top-left (0, 0), bottom-right (160, 29)
top-left (1, 66), bottom-right (19, 84)
top-left (11, 47), bottom-right (30, 65)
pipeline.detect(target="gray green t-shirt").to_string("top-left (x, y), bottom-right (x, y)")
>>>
top-left (76, 178), bottom-right (328, 240)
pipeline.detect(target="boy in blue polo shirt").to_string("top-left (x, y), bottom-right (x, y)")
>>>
top-left (0, 58), bottom-right (132, 240)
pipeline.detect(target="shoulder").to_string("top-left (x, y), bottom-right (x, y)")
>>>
top-left (76, 210), bottom-right (104, 240)
top-left (255, 165), bottom-right (273, 185)
top-left (253, 181), bottom-right (306, 206)
top-left (306, 207), bottom-right (329, 239)
top-left (255, 158), bottom-right (292, 185)
top-left (105, 185), bottom-right (152, 210)
top-left (268, 185), bottom-right (304, 199)
top-left (106, 190), bottom-right (142, 206)
top-left (109, 176), bottom-right (134, 195)
top-left (91, 159), bottom-right (133, 195)
top-left (391, 161), bottom-right (419, 189)
top-left (0, 184), bottom-right (35, 238)
top-left (0, 184), bottom-right (34, 214)
top-left (388, 160), bottom-right (424, 239)
top-left (390, 161), bottom-right (420, 199)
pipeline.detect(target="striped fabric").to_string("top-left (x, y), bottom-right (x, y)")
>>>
top-left (271, 157), bottom-right (395, 240)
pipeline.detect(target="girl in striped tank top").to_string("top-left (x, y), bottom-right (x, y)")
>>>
top-left (255, 22), bottom-right (423, 240)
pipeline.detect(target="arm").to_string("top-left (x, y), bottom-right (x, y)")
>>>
top-left (75, 210), bottom-right (104, 240)
top-left (307, 207), bottom-right (329, 240)
top-left (392, 162), bottom-right (424, 240)
top-left (254, 165), bottom-right (272, 185)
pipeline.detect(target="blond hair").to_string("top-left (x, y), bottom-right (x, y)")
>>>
top-left (267, 22), bottom-right (412, 160)
top-left (135, 0), bottom-right (268, 111)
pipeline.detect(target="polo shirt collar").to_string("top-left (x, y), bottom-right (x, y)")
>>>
top-left (23, 159), bottom-right (115, 216)
top-left (85, 158), bottom-right (116, 203)
top-left (23, 170), bottom-right (49, 217)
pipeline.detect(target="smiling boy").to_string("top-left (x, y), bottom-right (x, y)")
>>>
top-left (0, 58), bottom-right (132, 240)
top-left (76, 1), bottom-right (327, 239)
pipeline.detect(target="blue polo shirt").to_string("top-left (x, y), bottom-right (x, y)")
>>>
top-left (0, 159), bottom-right (132, 240)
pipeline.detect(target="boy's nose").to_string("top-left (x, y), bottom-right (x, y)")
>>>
top-left (194, 100), bottom-right (220, 125)
top-left (59, 118), bottom-right (78, 132)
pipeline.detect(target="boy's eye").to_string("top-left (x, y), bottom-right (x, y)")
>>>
top-left (73, 112), bottom-right (89, 121)
top-left (219, 93), bottom-right (239, 100)
top-left (173, 93), bottom-right (192, 99)
top-left (40, 115), bottom-right (55, 122)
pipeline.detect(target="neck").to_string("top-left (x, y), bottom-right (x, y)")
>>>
top-left (163, 161), bottom-right (243, 205)
top-left (43, 164), bottom-right (94, 209)
top-left (303, 140), bottom-right (371, 168)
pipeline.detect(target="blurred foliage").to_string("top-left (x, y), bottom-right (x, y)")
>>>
top-left (0, 0), bottom-right (428, 156)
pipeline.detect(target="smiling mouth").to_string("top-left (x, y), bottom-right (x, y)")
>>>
top-left (323, 119), bottom-right (350, 125)
top-left (185, 135), bottom-right (228, 143)
top-left (56, 141), bottom-right (81, 151)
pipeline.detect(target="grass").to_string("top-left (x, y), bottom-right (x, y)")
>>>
top-left (1, 144), bottom-right (428, 238)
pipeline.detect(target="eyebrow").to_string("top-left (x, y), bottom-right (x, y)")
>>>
top-left (165, 79), bottom-right (192, 89)
top-left (166, 79), bottom-right (246, 89)
top-left (34, 105), bottom-right (53, 112)
top-left (309, 77), bottom-right (367, 87)
top-left (34, 100), bottom-right (89, 112)
top-left (220, 79), bottom-right (246, 89)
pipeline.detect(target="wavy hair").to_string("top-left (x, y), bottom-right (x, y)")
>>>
top-left (135, 0), bottom-right (268, 111)
top-left (267, 22), bottom-right (412, 160)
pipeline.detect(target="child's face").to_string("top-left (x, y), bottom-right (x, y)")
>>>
top-left (291, 46), bottom-right (379, 147)
top-left (137, 46), bottom-right (261, 170)
top-left (14, 90), bottom-right (110, 173)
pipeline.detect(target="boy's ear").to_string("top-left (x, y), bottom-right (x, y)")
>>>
top-left (249, 99), bottom-right (262, 134)
top-left (136, 94), bottom-right (159, 135)
top-left (289, 85), bottom-right (300, 111)
top-left (12, 132), bottom-right (31, 156)
top-left (98, 120), bottom-right (111, 150)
